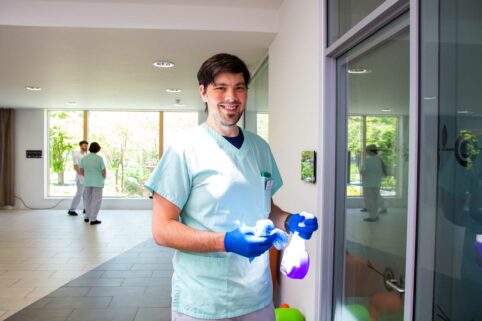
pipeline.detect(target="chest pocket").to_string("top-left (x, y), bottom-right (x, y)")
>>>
top-left (261, 175), bottom-right (273, 216)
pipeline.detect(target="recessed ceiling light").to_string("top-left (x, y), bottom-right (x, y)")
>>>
top-left (166, 88), bottom-right (182, 93)
top-left (381, 109), bottom-right (392, 112)
top-left (424, 96), bottom-right (437, 100)
top-left (25, 85), bottom-right (41, 91)
top-left (153, 60), bottom-right (175, 68)
top-left (67, 101), bottom-right (77, 105)
top-left (457, 110), bottom-right (474, 114)
top-left (348, 68), bottom-right (371, 74)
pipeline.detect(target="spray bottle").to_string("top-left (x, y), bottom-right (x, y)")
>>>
top-left (280, 211), bottom-right (313, 279)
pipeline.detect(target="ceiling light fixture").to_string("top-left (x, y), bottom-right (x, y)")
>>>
top-left (381, 109), bottom-right (392, 112)
top-left (67, 101), bottom-right (77, 105)
top-left (424, 96), bottom-right (437, 100)
top-left (166, 88), bottom-right (182, 93)
top-left (153, 60), bottom-right (175, 68)
top-left (348, 68), bottom-right (371, 74)
top-left (25, 85), bottom-right (42, 91)
top-left (457, 110), bottom-right (474, 114)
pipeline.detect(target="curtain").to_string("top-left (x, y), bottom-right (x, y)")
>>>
top-left (0, 109), bottom-right (15, 206)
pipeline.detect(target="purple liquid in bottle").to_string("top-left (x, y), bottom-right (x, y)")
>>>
top-left (280, 231), bottom-right (310, 279)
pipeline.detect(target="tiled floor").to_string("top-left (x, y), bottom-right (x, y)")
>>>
top-left (0, 209), bottom-right (173, 321)
top-left (4, 239), bottom-right (173, 321)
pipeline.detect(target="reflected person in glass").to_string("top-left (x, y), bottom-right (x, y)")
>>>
top-left (360, 144), bottom-right (385, 222)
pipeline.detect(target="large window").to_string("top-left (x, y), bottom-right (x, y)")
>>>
top-left (48, 111), bottom-right (84, 196)
top-left (163, 112), bottom-right (199, 151)
top-left (88, 111), bottom-right (159, 197)
top-left (47, 110), bottom-right (199, 197)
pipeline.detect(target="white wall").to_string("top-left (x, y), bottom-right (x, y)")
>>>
top-left (14, 109), bottom-right (151, 210)
top-left (268, 0), bottom-right (322, 319)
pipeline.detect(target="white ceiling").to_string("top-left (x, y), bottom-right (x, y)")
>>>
top-left (0, 0), bottom-right (282, 111)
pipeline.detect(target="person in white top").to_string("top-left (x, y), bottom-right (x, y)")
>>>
top-left (360, 144), bottom-right (386, 222)
top-left (68, 140), bottom-right (88, 217)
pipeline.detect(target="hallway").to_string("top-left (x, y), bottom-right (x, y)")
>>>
top-left (0, 210), bottom-right (173, 321)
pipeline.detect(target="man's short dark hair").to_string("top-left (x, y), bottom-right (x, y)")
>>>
top-left (197, 53), bottom-right (251, 105)
top-left (89, 142), bottom-right (101, 153)
top-left (79, 140), bottom-right (88, 146)
top-left (197, 53), bottom-right (251, 87)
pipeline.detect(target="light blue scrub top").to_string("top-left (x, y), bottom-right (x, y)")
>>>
top-left (145, 124), bottom-right (283, 319)
top-left (80, 153), bottom-right (105, 188)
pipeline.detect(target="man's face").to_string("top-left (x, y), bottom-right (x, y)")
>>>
top-left (80, 143), bottom-right (88, 152)
top-left (200, 72), bottom-right (247, 130)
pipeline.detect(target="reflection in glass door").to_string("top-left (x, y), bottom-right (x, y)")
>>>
top-left (417, 0), bottom-right (482, 319)
top-left (334, 14), bottom-right (409, 321)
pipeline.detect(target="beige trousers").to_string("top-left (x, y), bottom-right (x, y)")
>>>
top-left (172, 303), bottom-right (275, 321)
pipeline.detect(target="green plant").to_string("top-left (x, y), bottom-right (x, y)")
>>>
top-left (50, 125), bottom-right (73, 185)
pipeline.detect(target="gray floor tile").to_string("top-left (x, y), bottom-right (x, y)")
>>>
top-left (66, 308), bottom-right (137, 321)
top-left (66, 277), bottom-right (124, 287)
top-left (143, 287), bottom-right (171, 297)
top-left (45, 297), bottom-right (112, 309)
top-left (122, 278), bottom-right (171, 287)
top-left (81, 270), bottom-right (105, 278)
top-left (87, 286), bottom-right (146, 297)
top-left (67, 308), bottom-right (137, 321)
top-left (134, 308), bottom-right (171, 321)
top-left (151, 270), bottom-right (174, 278)
top-left (5, 308), bottom-right (73, 321)
top-left (132, 263), bottom-right (173, 271)
top-left (94, 263), bottom-right (133, 271)
top-left (112, 252), bottom-right (141, 259)
top-left (109, 294), bottom-right (171, 308)
top-left (102, 270), bottom-right (153, 278)
top-left (110, 257), bottom-right (158, 264)
top-left (46, 287), bottom-right (90, 298)
top-left (24, 298), bottom-right (52, 310)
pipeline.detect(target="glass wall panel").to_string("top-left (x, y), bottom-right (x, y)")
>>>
top-left (246, 59), bottom-right (269, 141)
top-left (48, 111), bottom-right (84, 196)
top-left (416, 0), bottom-right (482, 319)
top-left (89, 111), bottom-right (159, 197)
top-left (333, 14), bottom-right (409, 321)
top-left (328, 0), bottom-right (387, 45)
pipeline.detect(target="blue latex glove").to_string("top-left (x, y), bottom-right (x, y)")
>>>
top-left (286, 213), bottom-right (319, 240)
top-left (224, 228), bottom-right (276, 258)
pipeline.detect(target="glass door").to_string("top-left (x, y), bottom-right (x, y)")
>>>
top-left (416, 0), bottom-right (482, 319)
top-left (333, 13), bottom-right (409, 321)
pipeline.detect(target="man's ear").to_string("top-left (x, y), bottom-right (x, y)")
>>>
top-left (199, 85), bottom-right (208, 102)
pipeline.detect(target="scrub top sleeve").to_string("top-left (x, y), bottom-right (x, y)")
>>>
top-left (267, 147), bottom-right (283, 196)
top-left (144, 146), bottom-right (191, 210)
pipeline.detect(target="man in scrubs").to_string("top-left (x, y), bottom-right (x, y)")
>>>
top-left (145, 53), bottom-right (318, 321)
top-left (67, 140), bottom-right (88, 217)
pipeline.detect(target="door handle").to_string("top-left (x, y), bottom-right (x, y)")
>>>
top-left (385, 279), bottom-right (405, 293)
top-left (383, 268), bottom-right (405, 293)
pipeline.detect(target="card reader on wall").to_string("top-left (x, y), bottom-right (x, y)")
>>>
top-left (26, 150), bottom-right (42, 158)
